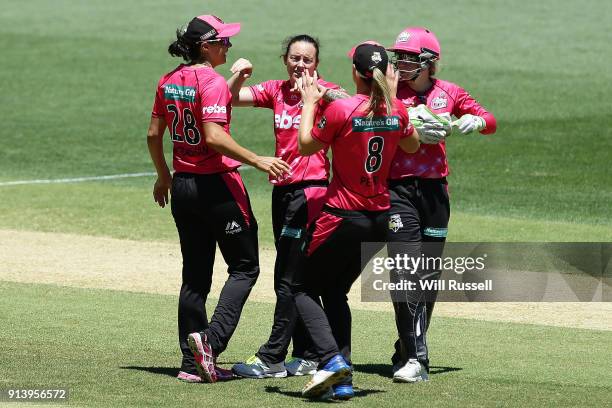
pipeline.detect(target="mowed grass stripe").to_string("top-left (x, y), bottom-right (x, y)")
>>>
top-left (0, 181), bottom-right (610, 245)
top-left (1, 281), bottom-right (611, 407)
top-left (2, 0), bottom-right (612, 231)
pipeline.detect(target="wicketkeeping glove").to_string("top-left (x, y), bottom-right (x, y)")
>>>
top-left (408, 105), bottom-right (452, 144)
top-left (452, 114), bottom-right (486, 134)
top-left (417, 122), bottom-right (447, 144)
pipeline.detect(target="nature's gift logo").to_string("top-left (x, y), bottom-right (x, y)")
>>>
top-left (352, 116), bottom-right (400, 132)
top-left (164, 84), bottom-right (196, 102)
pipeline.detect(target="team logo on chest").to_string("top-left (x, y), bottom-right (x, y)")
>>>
top-left (431, 92), bottom-right (447, 110)
top-left (275, 110), bottom-right (301, 129)
top-left (389, 214), bottom-right (404, 232)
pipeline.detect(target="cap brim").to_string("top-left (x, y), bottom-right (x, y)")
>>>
top-left (386, 44), bottom-right (420, 54)
top-left (216, 22), bottom-right (241, 38)
top-left (347, 40), bottom-right (383, 58)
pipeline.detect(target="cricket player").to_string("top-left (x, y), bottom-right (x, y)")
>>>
top-left (227, 35), bottom-right (346, 379)
top-left (292, 42), bottom-right (420, 399)
top-left (386, 27), bottom-right (497, 382)
top-left (146, 14), bottom-right (289, 384)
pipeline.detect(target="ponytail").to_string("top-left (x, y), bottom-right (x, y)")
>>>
top-left (168, 28), bottom-right (201, 63)
top-left (364, 68), bottom-right (393, 118)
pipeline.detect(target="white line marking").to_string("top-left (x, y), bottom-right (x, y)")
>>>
top-left (0, 167), bottom-right (253, 187)
top-left (0, 172), bottom-right (157, 186)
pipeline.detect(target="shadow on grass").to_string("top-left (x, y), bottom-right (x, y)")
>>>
top-left (121, 366), bottom-right (178, 378)
top-left (264, 385), bottom-right (384, 401)
top-left (353, 363), bottom-right (462, 377)
top-left (120, 359), bottom-right (242, 379)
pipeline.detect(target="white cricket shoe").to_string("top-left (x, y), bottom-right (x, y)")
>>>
top-left (393, 358), bottom-right (429, 383)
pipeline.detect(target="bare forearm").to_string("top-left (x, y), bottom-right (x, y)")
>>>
top-left (147, 137), bottom-right (171, 177)
top-left (298, 103), bottom-right (324, 156)
top-left (399, 128), bottom-right (420, 154)
top-left (298, 103), bottom-right (316, 153)
top-left (227, 72), bottom-right (247, 103)
top-left (206, 130), bottom-right (258, 166)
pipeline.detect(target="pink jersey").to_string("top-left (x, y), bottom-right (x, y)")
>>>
top-left (311, 94), bottom-right (414, 211)
top-left (390, 78), bottom-right (497, 179)
top-left (249, 79), bottom-right (340, 186)
top-left (152, 64), bottom-right (241, 174)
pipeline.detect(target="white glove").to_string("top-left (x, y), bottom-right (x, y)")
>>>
top-left (452, 114), bottom-right (486, 134)
top-left (417, 122), bottom-right (447, 144)
top-left (408, 105), bottom-right (452, 144)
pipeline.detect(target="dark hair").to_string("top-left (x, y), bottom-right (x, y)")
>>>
top-left (168, 28), bottom-right (201, 63)
top-left (281, 34), bottom-right (320, 62)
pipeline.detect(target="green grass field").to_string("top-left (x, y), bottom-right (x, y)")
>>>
top-left (1, 0), bottom-right (611, 406)
top-left (2, 282), bottom-right (611, 407)
top-left (1, 0), bottom-right (611, 245)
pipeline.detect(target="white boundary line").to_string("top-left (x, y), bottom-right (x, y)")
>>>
top-left (0, 172), bottom-right (157, 187)
top-left (0, 168), bottom-right (252, 187)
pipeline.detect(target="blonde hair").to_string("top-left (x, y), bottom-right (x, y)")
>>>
top-left (363, 67), bottom-right (393, 119)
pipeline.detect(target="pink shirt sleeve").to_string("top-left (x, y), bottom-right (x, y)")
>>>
top-left (453, 86), bottom-right (497, 135)
top-left (311, 102), bottom-right (343, 146)
top-left (151, 81), bottom-right (165, 118)
top-left (248, 80), bottom-right (278, 109)
top-left (200, 75), bottom-right (231, 124)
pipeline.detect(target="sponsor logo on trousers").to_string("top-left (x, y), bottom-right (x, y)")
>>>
top-left (225, 220), bottom-right (242, 234)
top-left (389, 214), bottom-right (404, 232)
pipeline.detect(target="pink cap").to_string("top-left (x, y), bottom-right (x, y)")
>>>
top-left (387, 27), bottom-right (440, 59)
top-left (347, 40), bottom-right (383, 58)
top-left (195, 15), bottom-right (241, 38)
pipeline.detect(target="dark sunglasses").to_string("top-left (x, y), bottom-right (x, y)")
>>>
top-left (204, 37), bottom-right (232, 47)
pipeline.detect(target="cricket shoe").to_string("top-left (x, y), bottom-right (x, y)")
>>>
top-left (393, 358), bottom-right (429, 383)
top-left (301, 354), bottom-right (351, 398)
top-left (232, 355), bottom-right (287, 378)
top-left (214, 363), bottom-right (235, 381)
top-left (187, 332), bottom-right (217, 383)
top-left (285, 357), bottom-right (318, 376)
top-left (320, 375), bottom-right (354, 400)
top-left (177, 366), bottom-right (233, 383)
top-left (177, 371), bottom-right (202, 383)
top-left (332, 375), bottom-right (354, 400)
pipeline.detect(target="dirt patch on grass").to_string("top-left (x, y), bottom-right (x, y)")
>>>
top-left (1, 229), bottom-right (610, 331)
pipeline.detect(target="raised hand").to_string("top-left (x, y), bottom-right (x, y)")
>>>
top-left (298, 71), bottom-right (326, 105)
top-left (386, 64), bottom-right (399, 97)
top-left (230, 58), bottom-right (253, 79)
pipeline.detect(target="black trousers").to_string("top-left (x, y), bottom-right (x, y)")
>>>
top-left (293, 207), bottom-right (388, 367)
top-left (171, 171), bottom-right (260, 374)
top-left (387, 177), bottom-right (449, 370)
top-left (256, 181), bottom-right (327, 364)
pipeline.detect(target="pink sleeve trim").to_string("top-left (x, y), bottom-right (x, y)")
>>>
top-left (480, 112), bottom-right (497, 135)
